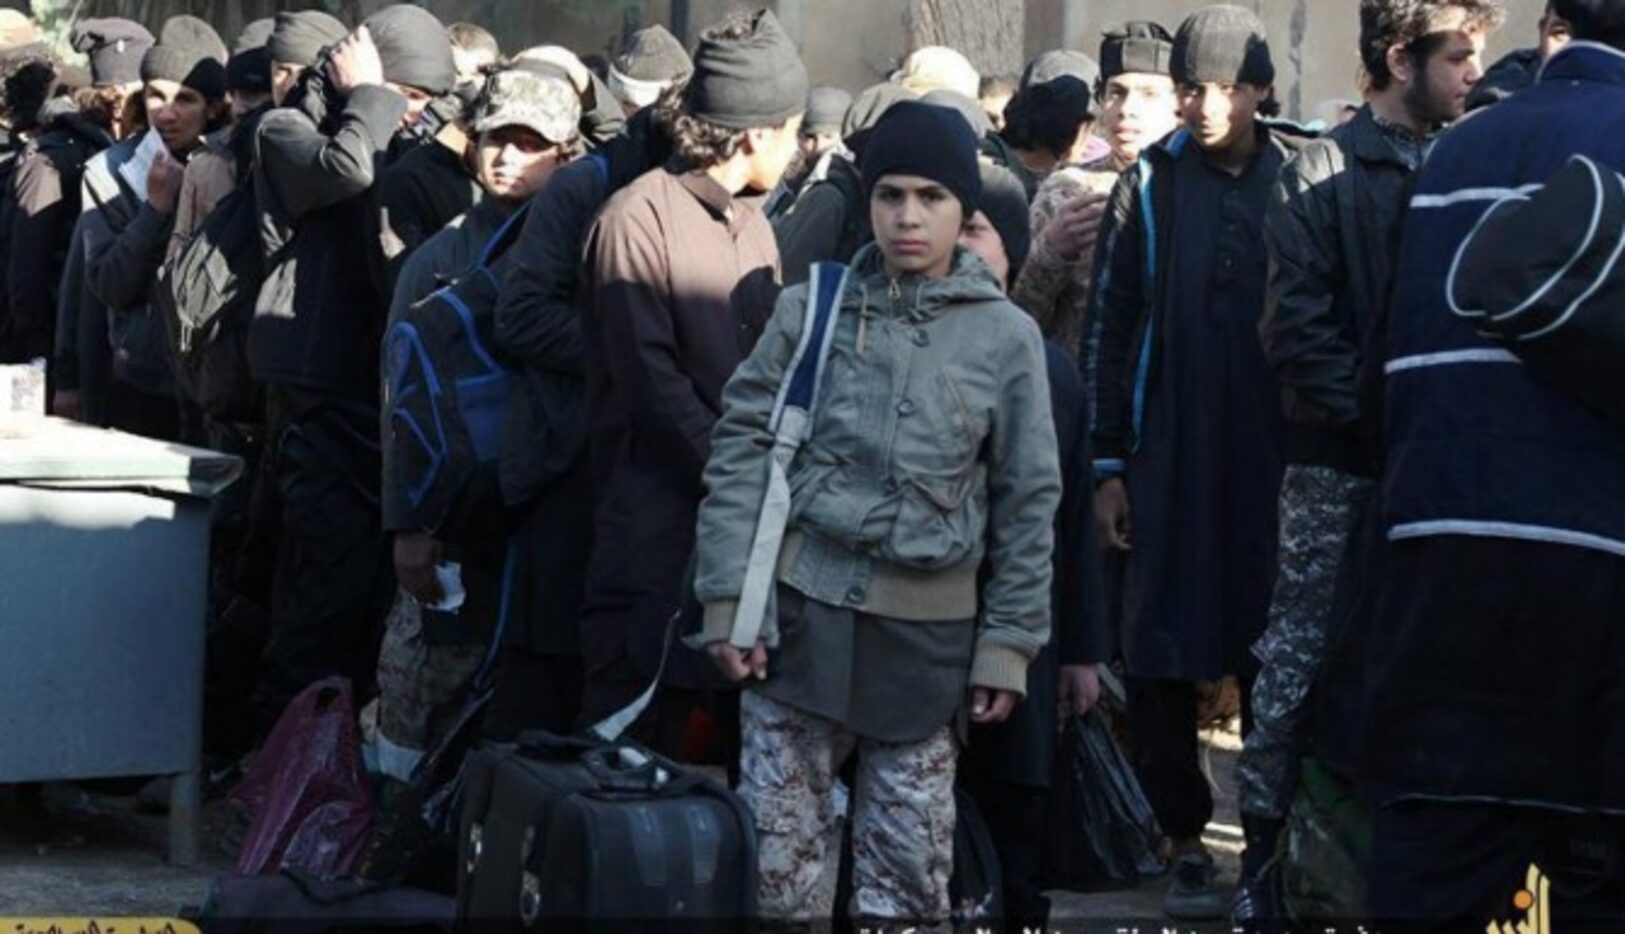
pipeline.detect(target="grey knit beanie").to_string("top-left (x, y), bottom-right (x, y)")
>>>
top-left (687, 9), bottom-right (808, 130)
top-left (267, 11), bottom-right (348, 68)
top-left (141, 15), bottom-right (228, 100)
top-left (1171, 5), bottom-right (1274, 87)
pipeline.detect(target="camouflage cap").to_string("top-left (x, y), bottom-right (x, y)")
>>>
top-left (472, 67), bottom-right (581, 145)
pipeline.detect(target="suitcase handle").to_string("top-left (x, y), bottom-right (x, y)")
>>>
top-left (580, 746), bottom-right (707, 798)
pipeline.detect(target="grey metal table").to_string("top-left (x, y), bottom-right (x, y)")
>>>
top-left (0, 418), bottom-right (241, 865)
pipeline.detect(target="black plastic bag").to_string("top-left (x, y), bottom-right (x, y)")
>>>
top-left (1043, 710), bottom-right (1166, 891)
top-left (948, 785), bottom-right (1004, 926)
top-left (357, 685), bottom-right (493, 892)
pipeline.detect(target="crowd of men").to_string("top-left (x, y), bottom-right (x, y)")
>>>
top-left (0, 0), bottom-right (1621, 927)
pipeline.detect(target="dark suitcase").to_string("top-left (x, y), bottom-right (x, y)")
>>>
top-left (455, 731), bottom-right (757, 929)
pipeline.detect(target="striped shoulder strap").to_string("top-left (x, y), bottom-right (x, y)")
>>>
top-left (769, 261), bottom-right (851, 440)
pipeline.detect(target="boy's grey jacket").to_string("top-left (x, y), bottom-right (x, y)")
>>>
top-left (694, 244), bottom-right (1061, 696)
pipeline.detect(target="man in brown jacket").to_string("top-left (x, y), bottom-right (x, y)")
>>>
top-left (578, 8), bottom-right (807, 759)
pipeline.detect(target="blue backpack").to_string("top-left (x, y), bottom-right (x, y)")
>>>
top-left (382, 206), bottom-right (528, 539)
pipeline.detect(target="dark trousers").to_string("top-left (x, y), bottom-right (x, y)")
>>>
top-left (1370, 800), bottom-right (1625, 930)
top-left (201, 422), bottom-right (272, 761)
top-left (483, 649), bottom-right (585, 742)
top-left (1126, 676), bottom-right (1254, 843)
top-left (959, 775), bottom-right (1051, 929)
top-left (252, 405), bottom-right (394, 734)
top-left (108, 386), bottom-right (180, 441)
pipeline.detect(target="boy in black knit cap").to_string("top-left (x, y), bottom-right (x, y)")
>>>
top-left (1085, 4), bottom-right (1305, 920)
top-left (695, 100), bottom-right (1060, 926)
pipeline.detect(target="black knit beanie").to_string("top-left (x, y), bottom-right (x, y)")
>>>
top-left (1171, 5), bottom-right (1274, 87)
top-left (687, 9), bottom-right (808, 130)
top-left (227, 18), bottom-right (274, 95)
top-left (267, 11), bottom-right (348, 68)
top-left (71, 18), bottom-right (155, 87)
top-left (1101, 21), bottom-right (1175, 81)
top-left (976, 163), bottom-right (1031, 286)
top-left (363, 4), bottom-right (457, 96)
top-left (142, 16), bottom-right (228, 100)
top-left (861, 100), bottom-right (982, 217)
top-left (1001, 75), bottom-right (1094, 155)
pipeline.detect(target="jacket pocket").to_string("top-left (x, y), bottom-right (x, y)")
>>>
top-left (880, 466), bottom-right (985, 570)
top-left (877, 367), bottom-right (989, 568)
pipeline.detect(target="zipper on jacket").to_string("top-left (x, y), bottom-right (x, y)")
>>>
top-left (857, 284), bottom-right (871, 355)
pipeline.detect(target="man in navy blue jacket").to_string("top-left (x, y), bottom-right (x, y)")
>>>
top-left (1363, 1), bottom-right (1625, 922)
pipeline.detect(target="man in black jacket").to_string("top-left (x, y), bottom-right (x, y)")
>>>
top-left (375, 64), bottom-right (584, 772)
top-left (248, 5), bottom-right (455, 732)
top-left (1238, 0), bottom-right (1502, 919)
top-left (483, 103), bottom-right (672, 740)
top-left (81, 15), bottom-right (229, 440)
top-left (4, 76), bottom-right (112, 370)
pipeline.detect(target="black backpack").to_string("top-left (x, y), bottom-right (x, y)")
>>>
top-left (382, 205), bottom-right (528, 540)
top-left (163, 181), bottom-right (265, 422)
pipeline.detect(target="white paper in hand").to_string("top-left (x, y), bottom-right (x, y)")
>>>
top-left (118, 130), bottom-right (165, 203)
top-left (426, 561), bottom-right (466, 613)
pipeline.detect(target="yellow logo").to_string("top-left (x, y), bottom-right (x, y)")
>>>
top-left (1486, 864), bottom-right (1552, 934)
top-left (0, 920), bottom-right (200, 934)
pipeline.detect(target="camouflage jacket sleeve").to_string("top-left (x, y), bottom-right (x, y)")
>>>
top-left (1012, 173), bottom-right (1076, 334)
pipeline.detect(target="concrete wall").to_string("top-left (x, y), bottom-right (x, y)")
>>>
top-left (65, 0), bottom-right (1546, 118)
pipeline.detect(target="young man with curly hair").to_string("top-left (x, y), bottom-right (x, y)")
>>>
top-left (577, 9), bottom-right (806, 759)
top-left (1236, 0), bottom-right (1503, 919)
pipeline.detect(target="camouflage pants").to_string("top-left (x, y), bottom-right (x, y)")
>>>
top-left (1237, 465), bottom-right (1374, 820)
top-left (738, 690), bottom-right (956, 925)
top-left (375, 591), bottom-right (487, 781)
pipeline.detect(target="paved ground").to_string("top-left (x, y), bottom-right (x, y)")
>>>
top-left (0, 726), bottom-right (1242, 924)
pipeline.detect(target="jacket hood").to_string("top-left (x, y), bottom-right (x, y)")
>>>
top-left (847, 242), bottom-right (1009, 321)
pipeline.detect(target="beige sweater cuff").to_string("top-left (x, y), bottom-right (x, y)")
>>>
top-left (969, 641), bottom-right (1031, 697)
